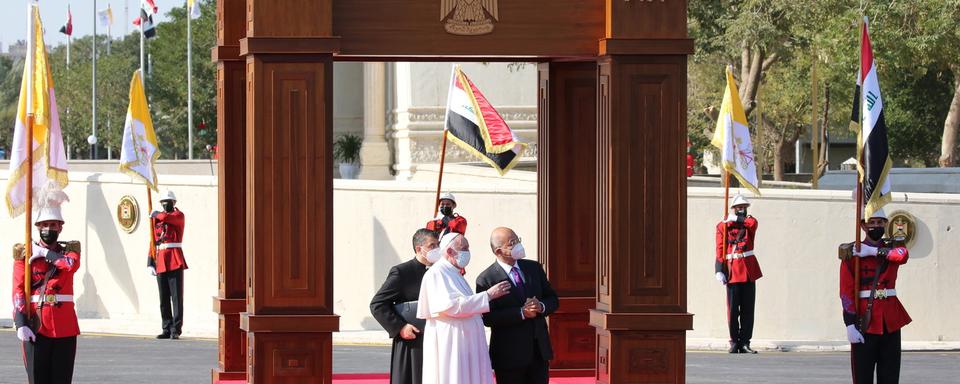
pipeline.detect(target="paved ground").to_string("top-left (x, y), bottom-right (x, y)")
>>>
top-left (0, 331), bottom-right (957, 383)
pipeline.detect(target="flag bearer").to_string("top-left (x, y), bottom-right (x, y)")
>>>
top-left (14, 201), bottom-right (81, 384)
top-left (715, 194), bottom-right (763, 354)
top-left (149, 189), bottom-right (188, 339)
top-left (839, 208), bottom-right (910, 384)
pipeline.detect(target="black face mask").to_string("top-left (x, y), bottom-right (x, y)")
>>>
top-left (867, 227), bottom-right (885, 241)
top-left (39, 229), bottom-right (59, 244)
top-left (440, 206), bottom-right (453, 217)
top-left (162, 201), bottom-right (175, 213)
top-left (735, 208), bottom-right (748, 218)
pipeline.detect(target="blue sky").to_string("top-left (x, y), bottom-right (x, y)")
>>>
top-left (0, 1), bottom-right (187, 50)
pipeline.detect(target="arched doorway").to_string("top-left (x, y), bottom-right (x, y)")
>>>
top-left (213, 1), bottom-right (692, 383)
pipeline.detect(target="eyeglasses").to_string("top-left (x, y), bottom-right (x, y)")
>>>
top-left (507, 237), bottom-right (522, 247)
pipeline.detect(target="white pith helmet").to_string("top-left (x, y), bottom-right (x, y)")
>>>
top-left (731, 194), bottom-right (751, 208)
top-left (160, 189), bottom-right (177, 202)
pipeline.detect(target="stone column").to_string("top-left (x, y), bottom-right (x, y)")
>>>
top-left (359, 62), bottom-right (392, 179)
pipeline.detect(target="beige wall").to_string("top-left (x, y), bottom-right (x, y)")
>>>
top-left (1, 171), bottom-right (956, 346)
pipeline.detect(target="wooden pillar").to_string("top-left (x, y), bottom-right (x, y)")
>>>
top-left (591, 2), bottom-right (693, 383)
top-left (241, 1), bottom-right (341, 383)
top-left (212, 0), bottom-right (247, 381)
top-left (537, 62), bottom-right (598, 376)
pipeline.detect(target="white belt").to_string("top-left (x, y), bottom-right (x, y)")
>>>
top-left (859, 289), bottom-right (896, 299)
top-left (158, 243), bottom-right (182, 250)
top-left (30, 294), bottom-right (73, 304)
top-left (725, 250), bottom-right (755, 260)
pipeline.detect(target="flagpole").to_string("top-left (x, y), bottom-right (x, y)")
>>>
top-left (187, 0), bottom-right (194, 159)
top-left (24, 2), bottom-right (37, 321)
top-left (140, 14), bottom-right (145, 87)
top-left (67, 36), bottom-right (71, 68)
top-left (721, 171), bottom-right (731, 279)
top-left (147, 186), bottom-right (157, 263)
top-left (92, 0), bottom-right (98, 159)
top-left (810, 56), bottom-right (820, 188)
top-left (433, 133), bottom-right (449, 217)
top-left (433, 64), bottom-right (458, 217)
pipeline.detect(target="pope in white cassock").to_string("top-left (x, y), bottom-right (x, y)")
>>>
top-left (417, 233), bottom-right (512, 384)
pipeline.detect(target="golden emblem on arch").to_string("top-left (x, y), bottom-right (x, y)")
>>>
top-left (441, 0), bottom-right (498, 36)
top-left (117, 195), bottom-right (140, 234)
top-left (886, 210), bottom-right (917, 248)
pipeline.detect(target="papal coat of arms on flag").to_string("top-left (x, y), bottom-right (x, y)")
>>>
top-left (119, 70), bottom-right (161, 191)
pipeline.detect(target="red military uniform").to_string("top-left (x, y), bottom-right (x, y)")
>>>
top-left (426, 215), bottom-right (467, 235)
top-left (150, 209), bottom-right (188, 273)
top-left (839, 243), bottom-right (911, 335)
top-left (12, 242), bottom-right (81, 338)
top-left (715, 216), bottom-right (762, 283)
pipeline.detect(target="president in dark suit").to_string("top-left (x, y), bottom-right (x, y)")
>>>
top-left (370, 228), bottom-right (439, 384)
top-left (476, 227), bottom-right (559, 384)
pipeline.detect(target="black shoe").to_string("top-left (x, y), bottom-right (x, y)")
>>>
top-left (739, 344), bottom-right (758, 354)
top-left (728, 343), bottom-right (741, 353)
top-left (171, 333), bottom-right (180, 340)
top-left (156, 333), bottom-right (171, 339)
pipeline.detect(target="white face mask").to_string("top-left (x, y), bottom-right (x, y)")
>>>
top-left (426, 247), bottom-right (442, 264)
top-left (510, 243), bottom-right (526, 260)
top-left (455, 250), bottom-right (471, 268)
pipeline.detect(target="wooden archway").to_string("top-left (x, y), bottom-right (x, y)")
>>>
top-left (213, 1), bottom-right (692, 383)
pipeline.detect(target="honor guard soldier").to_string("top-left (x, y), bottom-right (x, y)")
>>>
top-left (715, 194), bottom-right (763, 354)
top-left (839, 208), bottom-right (911, 384)
top-left (426, 192), bottom-right (467, 236)
top-left (13, 198), bottom-right (81, 384)
top-left (148, 189), bottom-right (188, 339)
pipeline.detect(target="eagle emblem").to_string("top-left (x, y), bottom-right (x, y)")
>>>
top-left (440, 0), bottom-right (498, 35)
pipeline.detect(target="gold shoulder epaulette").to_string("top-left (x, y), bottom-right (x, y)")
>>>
top-left (838, 242), bottom-right (853, 261)
top-left (12, 243), bottom-right (24, 261)
top-left (62, 241), bottom-right (82, 254)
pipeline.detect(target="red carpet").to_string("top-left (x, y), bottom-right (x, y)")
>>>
top-left (217, 373), bottom-right (593, 383)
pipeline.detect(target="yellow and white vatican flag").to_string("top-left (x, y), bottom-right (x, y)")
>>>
top-left (188, 0), bottom-right (202, 19)
top-left (5, 5), bottom-right (69, 218)
top-left (119, 70), bottom-right (161, 191)
top-left (711, 66), bottom-right (760, 196)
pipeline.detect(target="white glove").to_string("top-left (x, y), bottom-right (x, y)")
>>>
top-left (17, 327), bottom-right (36, 342)
top-left (852, 244), bottom-right (878, 258)
top-left (715, 272), bottom-right (727, 285)
top-left (846, 324), bottom-right (864, 344)
top-left (147, 266), bottom-right (157, 276)
top-left (28, 243), bottom-right (49, 263)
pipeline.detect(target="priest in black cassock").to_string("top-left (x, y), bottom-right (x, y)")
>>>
top-left (370, 228), bottom-right (440, 384)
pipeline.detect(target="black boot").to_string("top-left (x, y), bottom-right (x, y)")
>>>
top-left (728, 342), bottom-right (741, 354)
top-left (739, 343), bottom-right (758, 354)
top-left (156, 333), bottom-right (171, 339)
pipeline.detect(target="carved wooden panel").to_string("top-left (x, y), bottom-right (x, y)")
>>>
top-left (333, 0), bottom-right (603, 57)
top-left (248, 332), bottom-right (332, 383)
top-left (247, 0), bottom-right (333, 38)
top-left (539, 62), bottom-right (597, 297)
top-left (217, 0), bottom-right (246, 46)
top-left (218, 61), bottom-right (248, 300)
top-left (246, 56), bottom-right (334, 315)
top-left (605, 0), bottom-right (688, 39)
top-left (596, 68), bottom-right (612, 311)
top-left (538, 62), bottom-right (598, 373)
top-left (605, 331), bottom-right (685, 384)
top-left (596, 56), bottom-right (686, 314)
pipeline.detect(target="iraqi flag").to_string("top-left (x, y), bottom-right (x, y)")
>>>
top-left (443, 66), bottom-right (526, 175)
top-left (59, 6), bottom-right (72, 36)
top-left (853, 17), bottom-right (892, 217)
